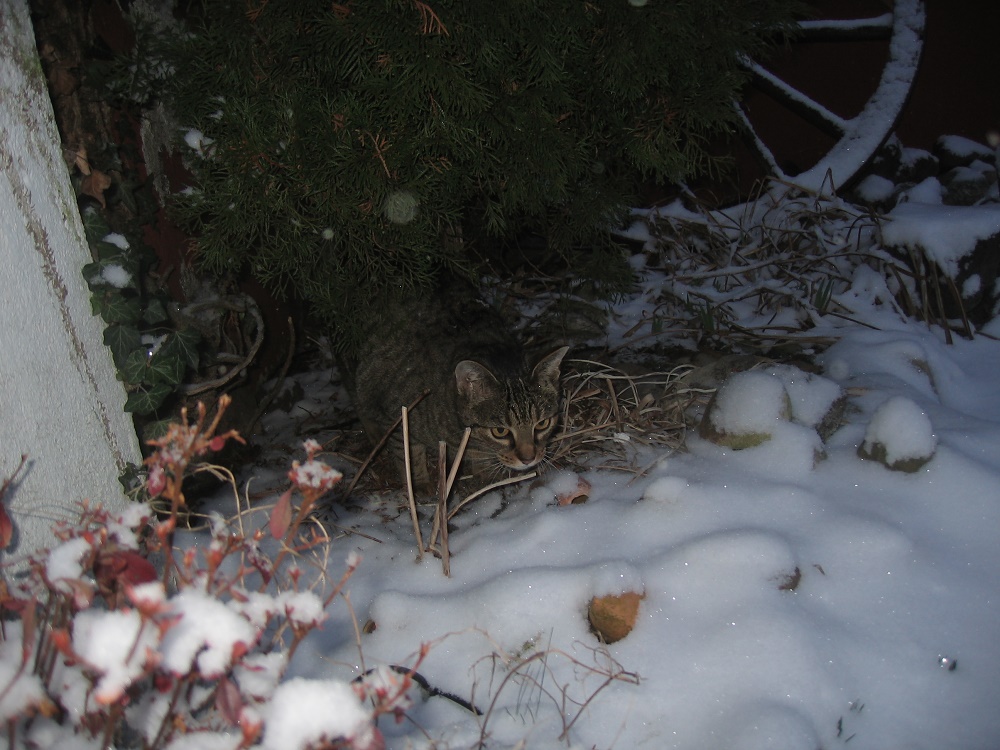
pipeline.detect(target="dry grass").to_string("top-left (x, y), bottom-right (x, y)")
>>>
top-left (549, 358), bottom-right (705, 473)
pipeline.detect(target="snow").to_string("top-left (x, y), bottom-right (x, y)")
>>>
top-left (159, 590), bottom-right (259, 677)
top-left (708, 370), bottom-right (789, 434)
top-left (13, 184), bottom-right (1000, 750)
top-left (214, 194), bottom-right (997, 749)
top-left (765, 365), bottom-right (842, 429)
top-left (72, 609), bottom-right (158, 704)
top-left (260, 678), bottom-right (374, 750)
top-left (45, 537), bottom-right (93, 587)
top-left (882, 202), bottom-right (1000, 277)
top-left (0, 626), bottom-right (46, 722)
top-left (861, 395), bottom-right (937, 465)
top-left (206, 303), bottom-right (990, 750)
top-left (98, 264), bottom-right (133, 289)
top-left (937, 134), bottom-right (995, 160)
top-left (854, 173), bottom-right (896, 203)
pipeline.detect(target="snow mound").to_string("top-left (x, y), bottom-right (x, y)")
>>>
top-left (859, 395), bottom-right (937, 472)
top-left (261, 678), bottom-right (374, 750)
top-left (882, 203), bottom-right (1000, 277)
top-left (701, 370), bottom-right (790, 449)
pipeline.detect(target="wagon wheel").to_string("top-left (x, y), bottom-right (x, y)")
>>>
top-left (734, 0), bottom-right (926, 196)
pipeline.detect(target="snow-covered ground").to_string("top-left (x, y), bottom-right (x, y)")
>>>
top-left (9, 138), bottom-right (999, 749)
top-left (206, 168), bottom-right (1000, 749)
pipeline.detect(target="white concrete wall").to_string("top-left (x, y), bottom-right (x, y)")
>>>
top-left (0, 0), bottom-right (140, 559)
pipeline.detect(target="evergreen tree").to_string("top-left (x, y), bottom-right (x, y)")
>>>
top-left (165, 0), bottom-right (799, 347)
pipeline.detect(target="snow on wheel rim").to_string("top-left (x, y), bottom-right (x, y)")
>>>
top-left (738, 0), bottom-right (926, 196)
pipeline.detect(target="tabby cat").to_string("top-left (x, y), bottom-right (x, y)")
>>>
top-left (346, 291), bottom-right (569, 491)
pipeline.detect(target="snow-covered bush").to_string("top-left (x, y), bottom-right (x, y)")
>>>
top-left (0, 397), bottom-right (410, 750)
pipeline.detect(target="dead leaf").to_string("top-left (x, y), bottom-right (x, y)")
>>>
top-left (70, 144), bottom-right (91, 175)
top-left (557, 475), bottom-right (591, 506)
top-left (588, 591), bottom-right (644, 643)
top-left (80, 169), bottom-right (112, 207)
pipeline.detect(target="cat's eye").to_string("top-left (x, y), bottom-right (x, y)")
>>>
top-left (534, 417), bottom-right (554, 432)
top-left (490, 426), bottom-right (512, 440)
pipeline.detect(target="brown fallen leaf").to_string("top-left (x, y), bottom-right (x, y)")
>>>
top-left (588, 590), bottom-right (644, 643)
top-left (70, 144), bottom-right (91, 175)
top-left (80, 169), bottom-right (112, 207)
top-left (557, 475), bottom-right (591, 506)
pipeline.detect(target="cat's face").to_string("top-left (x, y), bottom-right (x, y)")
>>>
top-left (454, 346), bottom-right (569, 475)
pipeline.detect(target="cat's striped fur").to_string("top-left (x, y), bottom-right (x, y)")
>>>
top-left (347, 292), bottom-right (568, 490)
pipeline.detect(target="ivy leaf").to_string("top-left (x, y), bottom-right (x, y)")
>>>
top-left (122, 349), bottom-right (151, 385)
top-left (101, 295), bottom-right (143, 325)
top-left (170, 328), bottom-right (202, 369)
top-left (146, 343), bottom-right (187, 386)
top-left (81, 260), bottom-right (103, 288)
top-left (124, 383), bottom-right (173, 414)
top-left (140, 418), bottom-right (175, 441)
top-left (142, 298), bottom-right (170, 325)
top-left (95, 241), bottom-right (127, 262)
top-left (104, 324), bottom-right (142, 367)
top-left (82, 207), bottom-right (111, 245)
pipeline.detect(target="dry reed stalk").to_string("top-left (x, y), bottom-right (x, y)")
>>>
top-left (401, 405), bottom-right (424, 560)
top-left (447, 473), bottom-right (537, 520)
top-left (437, 440), bottom-right (450, 576)
top-left (428, 428), bottom-right (470, 557)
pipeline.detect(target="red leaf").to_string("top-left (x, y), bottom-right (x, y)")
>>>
top-left (239, 708), bottom-right (263, 745)
top-left (97, 550), bottom-right (158, 588)
top-left (0, 502), bottom-right (13, 549)
top-left (215, 676), bottom-right (244, 725)
top-left (230, 640), bottom-right (249, 663)
top-left (49, 628), bottom-right (73, 656)
top-left (0, 454), bottom-right (27, 549)
top-left (269, 489), bottom-right (293, 539)
top-left (153, 672), bottom-right (175, 693)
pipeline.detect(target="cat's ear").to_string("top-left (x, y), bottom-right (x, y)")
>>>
top-left (531, 346), bottom-right (570, 385)
top-left (455, 360), bottom-right (501, 404)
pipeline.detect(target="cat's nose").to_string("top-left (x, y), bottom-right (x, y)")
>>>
top-left (513, 441), bottom-right (539, 467)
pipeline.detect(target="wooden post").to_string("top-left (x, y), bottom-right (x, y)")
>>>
top-left (0, 0), bottom-right (140, 561)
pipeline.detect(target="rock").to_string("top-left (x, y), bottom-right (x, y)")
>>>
top-left (941, 162), bottom-right (997, 206)
top-left (934, 134), bottom-right (995, 172)
top-left (858, 396), bottom-right (936, 472)
top-left (866, 134), bottom-right (904, 181)
top-left (699, 371), bottom-right (791, 449)
top-left (897, 147), bottom-right (941, 184)
top-left (588, 591), bottom-right (644, 643)
top-left (850, 174), bottom-right (898, 212)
